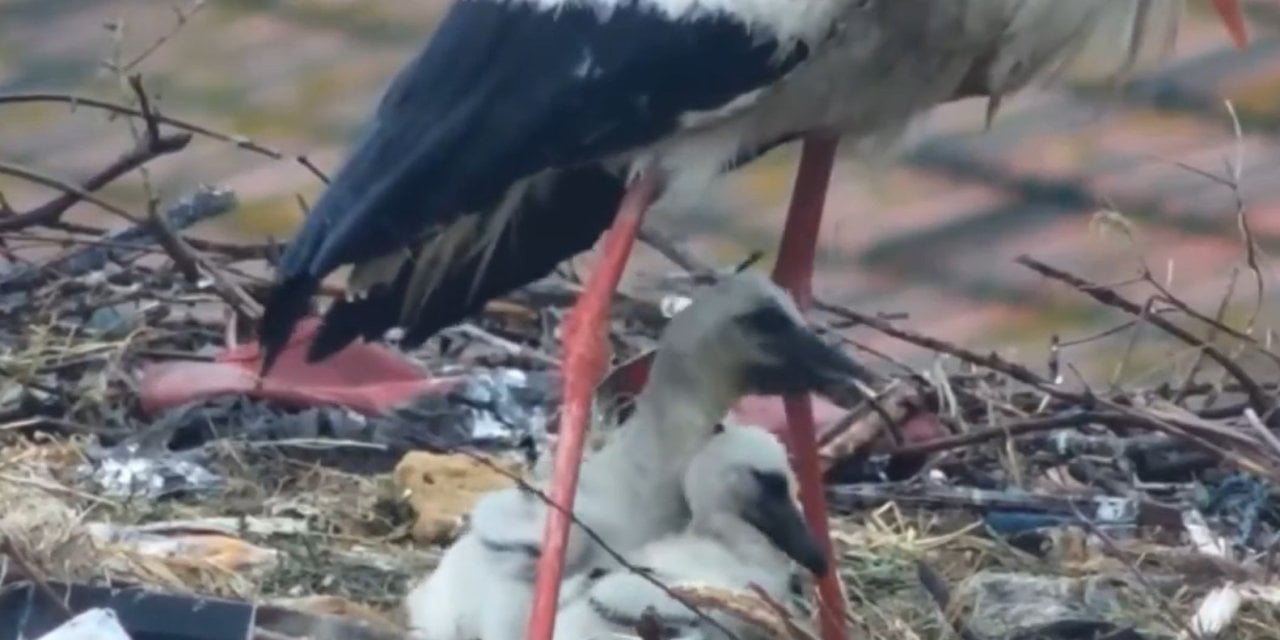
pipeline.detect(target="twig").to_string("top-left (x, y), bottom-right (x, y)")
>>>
top-left (888, 411), bottom-right (1112, 457)
top-left (148, 204), bottom-right (203, 282)
top-left (1068, 504), bottom-right (1206, 640)
top-left (0, 538), bottom-right (75, 621)
top-left (0, 471), bottom-right (117, 506)
top-left (1220, 100), bottom-right (1267, 342)
top-left (1016, 255), bottom-right (1274, 422)
top-left (0, 161), bottom-right (148, 230)
top-left (296, 155), bottom-right (331, 184)
top-left (1242, 408), bottom-right (1280, 458)
top-left (1172, 269), bottom-right (1241, 403)
top-left (125, 74), bottom-right (199, 283)
top-left (0, 186), bottom-right (237, 293)
top-left (1109, 296), bottom-right (1153, 392)
top-left (638, 226), bottom-right (718, 280)
top-left (1140, 263), bottom-right (1280, 368)
top-left (747, 584), bottom-right (821, 640)
top-left (0, 129), bottom-right (190, 232)
top-left (453, 324), bottom-right (561, 367)
top-left (111, 0), bottom-right (208, 73)
top-left (0, 92), bottom-right (328, 183)
top-left (118, 76), bottom-right (262, 321)
top-left (816, 301), bottom-right (1072, 403)
top-left (639, 226), bottom-right (906, 323)
top-left (916, 560), bottom-right (982, 640)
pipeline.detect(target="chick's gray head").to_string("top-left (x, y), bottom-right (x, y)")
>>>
top-left (655, 271), bottom-right (867, 397)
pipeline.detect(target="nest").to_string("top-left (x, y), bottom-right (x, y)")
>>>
top-left (3, 26), bottom-right (1280, 640)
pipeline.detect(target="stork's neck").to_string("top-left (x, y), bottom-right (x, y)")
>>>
top-left (625, 352), bottom-right (739, 461)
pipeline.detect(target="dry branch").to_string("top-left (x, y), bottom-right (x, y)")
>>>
top-left (1016, 255), bottom-right (1275, 423)
top-left (0, 92), bottom-right (328, 183)
top-left (0, 186), bottom-right (236, 293)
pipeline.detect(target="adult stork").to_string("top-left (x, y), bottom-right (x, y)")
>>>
top-left (257, 2), bottom-right (1248, 640)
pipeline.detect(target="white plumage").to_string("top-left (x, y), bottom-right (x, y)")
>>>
top-left (639, 0), bottom-right (1190, 206)
top-left (504, 0), bottom-right (846, 42)
top-left (404, 272), bottom-right (864, 640)
top-left (552, 423), bottom-right (826, 640)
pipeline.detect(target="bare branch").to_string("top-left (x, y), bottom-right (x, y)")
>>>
top-left (1017, 255), bottom-right (1274, 423)
top-left (0, 161), bottom-right (147, 230)
top-left (0, 92), bottom-right (328, 183)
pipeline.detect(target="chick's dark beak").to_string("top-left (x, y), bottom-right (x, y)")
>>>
top-left (744, 492), bottom-right (829, 577)
top-left (745, 324), bottom-right (868, 395)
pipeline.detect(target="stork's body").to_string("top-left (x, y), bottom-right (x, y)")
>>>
top-left (261, 0), bottom-right (1241, 363)
top-left (260, 3), bottom-right (1247, 640)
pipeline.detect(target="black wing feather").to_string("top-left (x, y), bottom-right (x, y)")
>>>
top-left (261, 0), bottom-right (810, 371)
top-left (304, 132), bottom-right (803, 362)
top-left (307, 164), bottom-right (627, 362)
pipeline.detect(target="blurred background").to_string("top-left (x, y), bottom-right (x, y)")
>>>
top-left (5, 0), bottom-right (1280, 382)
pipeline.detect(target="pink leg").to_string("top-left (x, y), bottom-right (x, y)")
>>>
top-left (526, 173), bottom-right (662, 640)
top-left (1211, 0), bottom-right (1248, 50)
top-left (772, 134), bottom-right (850, 640)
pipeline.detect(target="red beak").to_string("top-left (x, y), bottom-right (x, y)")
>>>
top-left (1211, 0), bottom-right (1249, 50)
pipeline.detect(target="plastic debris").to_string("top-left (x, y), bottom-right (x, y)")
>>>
top-left (952, 571), bottom-right (1137, 640)
top-left (658, 294), bottom-right (693, 318)
top-left (82, 361), bottom-right (558, 496)
top-left (79, 440), bottom-right (223, 500)
top-left (84, 305), bottom-right (139, 338)
top-left (0, 581), bottom-right (254, 640)
top-left (1198, 472), bottom-right (1271, 550)
top-left (386, 367), bottom-right (558, 448)
top-left (34, 608), bottom-right (131, 640)
top-left (1183, 585), bottom-right (1242, 640)
top-left (449, 367), bottom-right (556, 442)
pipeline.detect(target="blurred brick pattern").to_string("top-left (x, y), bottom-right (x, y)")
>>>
top-left (4, 0), bottom-right (1280, 381)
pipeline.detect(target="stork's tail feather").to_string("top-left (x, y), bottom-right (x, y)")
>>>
top-left (306, 288), bottom-right (402, 363)
top-left (258, 274), bottom-right (322, 376)
top-left (308, 164), bottom-right (628, 360)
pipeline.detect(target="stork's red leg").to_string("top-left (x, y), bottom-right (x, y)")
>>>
top-left (772, 134), bottom-right (851, 640)
top-left (1211, 0), bottom-right (1249, 50)
top-left (527, 172), bottom-right (662, 640)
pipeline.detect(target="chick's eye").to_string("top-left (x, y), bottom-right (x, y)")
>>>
top-left (751, 470), bottom-right (789, 497)
top-left (739, 307), bottom-right (793, 334)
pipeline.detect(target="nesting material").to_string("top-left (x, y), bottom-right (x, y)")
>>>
top-left (950, 571), bottom-right (1135, 640)
top-left (392, 451), bottom-right (520, 544)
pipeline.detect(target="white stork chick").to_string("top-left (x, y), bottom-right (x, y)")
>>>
top-left (257, 0), bottom-right (1237, 367)
top-left (553, 423), bottom-right (828, 640)
top-left (404, 272), bottom-right (864, 640)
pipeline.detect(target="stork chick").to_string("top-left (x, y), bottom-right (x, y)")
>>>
top-left (404, 272), bottom-right (864, 640)
top-left (553, 423), bottom-right (828, 640)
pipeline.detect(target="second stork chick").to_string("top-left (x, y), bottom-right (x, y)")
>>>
top-left (553, 423), bottom-right (829, 640)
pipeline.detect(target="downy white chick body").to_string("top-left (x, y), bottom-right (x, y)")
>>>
top-left (553, 423), bottom-right (829, 640)
top-left (405, 271), bottom-right (863, 640)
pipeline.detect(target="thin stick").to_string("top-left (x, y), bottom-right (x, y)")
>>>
top-left (1017, 255), bottom-right (1273, 422)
